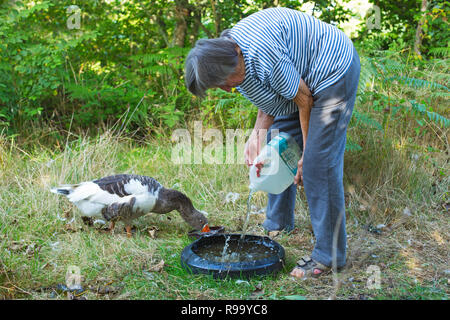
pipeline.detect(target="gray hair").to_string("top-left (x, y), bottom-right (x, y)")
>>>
top-left (185, 34), bottom-right (238, 98)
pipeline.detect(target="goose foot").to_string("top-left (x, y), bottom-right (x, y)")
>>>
top-left (108, 221), bottom-right (116, 234)
top-left (125, 225), bottom-right (132, 238)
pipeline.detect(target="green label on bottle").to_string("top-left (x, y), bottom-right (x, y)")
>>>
top-left (268, 133), bottom-right (301, 176)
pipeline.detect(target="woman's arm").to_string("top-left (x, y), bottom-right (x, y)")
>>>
top-left (293, 79), bottom-right (313, 185)
top-left (245, 109), bottom-right (274, 166)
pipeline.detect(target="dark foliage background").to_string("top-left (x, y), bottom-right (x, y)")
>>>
top-left (0, 0), bottom-right (448, 138)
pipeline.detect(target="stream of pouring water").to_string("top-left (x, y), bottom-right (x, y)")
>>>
top-left (220, 235), bottom-right (231, 263)
top-left (218, 189), bottom-right (256, 262)
top-left (219, 190), bottom-right (255, 262)
top-left (241, 189), bottom-right (255, 240)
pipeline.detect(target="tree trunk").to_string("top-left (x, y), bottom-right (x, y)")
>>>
top-left (188, 3), bottom-right (213, 40)
top-left (210, 0), bottom-right (221, 37)
top-left (172, 0), bottom-right (189, 47)
top-left (190, 8), bottom-right (202, 46)
top-left (154, 12), bottom-right (170, 48)
top-left (414, 0), bottom-right (428, 56)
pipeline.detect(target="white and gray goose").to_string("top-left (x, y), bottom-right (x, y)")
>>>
top-left (51, 174), bottom-right (209, 237)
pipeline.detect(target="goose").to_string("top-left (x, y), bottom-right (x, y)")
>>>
top-left (51, 174), bottom-right (210, 237)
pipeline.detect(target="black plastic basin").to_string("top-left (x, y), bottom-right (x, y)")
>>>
top-left (180, 234), bottom-right (285, 279)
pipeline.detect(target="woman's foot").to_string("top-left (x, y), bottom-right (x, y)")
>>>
top-left (290, 256), bottom-right (331, 279)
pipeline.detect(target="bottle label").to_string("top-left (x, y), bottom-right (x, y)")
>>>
top-left (268, 133), bottom-right (301, 176)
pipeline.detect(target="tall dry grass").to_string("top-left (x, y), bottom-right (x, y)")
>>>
top-left (0, 119), bottom-right (448, 299)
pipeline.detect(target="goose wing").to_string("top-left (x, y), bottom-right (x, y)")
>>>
top-left (93, 174), bottom-right (162, 197)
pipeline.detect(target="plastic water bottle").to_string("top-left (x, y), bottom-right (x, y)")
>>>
top-left (249, 132), bottom-right (302, 194)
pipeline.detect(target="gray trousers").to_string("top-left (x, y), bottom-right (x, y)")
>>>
top-left (263, 47), bottom-right (361, 268)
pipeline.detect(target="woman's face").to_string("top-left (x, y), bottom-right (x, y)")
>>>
top-left (218, 47), bottom-right (245, 92)
top-left (218, 73), bottom-right (244, 92)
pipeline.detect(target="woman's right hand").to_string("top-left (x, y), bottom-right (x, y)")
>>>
top-left (245, 110), bottom-right (274, 175)
top-left (244, 133), bottom-right (260, 167)
top-left (245, 132), bottom-right (265, 177)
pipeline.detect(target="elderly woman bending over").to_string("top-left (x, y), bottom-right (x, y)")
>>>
top-left (184, 7), bottom-right (360, 279)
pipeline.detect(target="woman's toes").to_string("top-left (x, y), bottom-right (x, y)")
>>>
top-left (290, 267), bottom-right (305, 278)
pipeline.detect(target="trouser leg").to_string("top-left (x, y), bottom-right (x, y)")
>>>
top-left (263, 113), bottom-right (303, 232)
top-left (304, 47), bottom-right (360, 268)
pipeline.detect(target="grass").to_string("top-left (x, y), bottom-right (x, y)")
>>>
top-left (0, 120), bottom-right (448, 300)
top-left (0, 52), bottom-right (448, 300)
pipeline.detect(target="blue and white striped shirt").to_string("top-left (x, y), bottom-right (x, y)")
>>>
top-left (230, 7), bottom-right (354, 116)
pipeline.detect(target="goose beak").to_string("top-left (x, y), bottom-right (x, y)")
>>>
top-left (201, 224), bottom-right (210, 233)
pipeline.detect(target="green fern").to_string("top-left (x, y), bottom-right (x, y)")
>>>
top-left (130, 47), bottom-right (190, 76)
top-left (351, 110), bottom-right (383, 130)
top-left (66, 83), bottom-right (97, 102)
top-left (385, 76), bottom-right (449, 91)
top-left (380, 58), bottom-right (406, 74)
top-left (345, 136), bottom-right (362, 152)
top-left (428, 47), bottom-right (450, 58)
top-left (131, 47), bottom-right (189, 65)
top-left (409, 100), bottom-right (450, 128)
top-left (130, 53), bottom-right (165, 65)
top-left (358, 56), bottom-right (378, 97)
top-left (429, 91), bottom-right (450, 99)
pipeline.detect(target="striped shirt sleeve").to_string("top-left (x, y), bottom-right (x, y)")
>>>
top-left (269, 55), bottom-right (301, 100)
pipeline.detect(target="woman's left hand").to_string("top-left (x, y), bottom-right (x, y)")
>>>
top-left (294, 156), bottom-right (304, 186)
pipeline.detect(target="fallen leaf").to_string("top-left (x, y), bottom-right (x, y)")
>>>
top-left (147, 260), bottom-right (165, 272)
top-left (24, 243), bottom-right (38, 256)
top-left (403, 207), bottom-right (412, 216)
top-left (93, 285), bottom-right (119, 295)
top-left (9, 240), bottom-right (26, 252)
top-left (64, 223), bottom-right (81, 233)
top-left (250, 283), bottom-right (264, 299)
top-left (225, 192), bottom-right (240, 204)
top-left (93, 219), bottom-right (107, 228)
top-left (147, 226), bottom-right (158, 239)
top-left (41, 261), bottom-right (57, 270)
top-left (67, 291), bottom-right (87, 300)
top-left (268, 231), bottom-right (281, 238)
